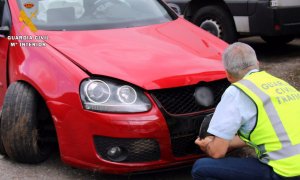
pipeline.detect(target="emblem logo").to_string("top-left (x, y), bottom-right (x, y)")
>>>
top-left (19, 9), bottom-right (38, 33)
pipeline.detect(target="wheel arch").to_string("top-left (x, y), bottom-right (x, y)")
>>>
top-left (8, 80), bottom-right (58, 141)
top-left (7, 45), bottom-right (89, 110)
top-left (9, 80), bottom-right (51, 112)
top-left (5, 45), bottom-right (90, 152)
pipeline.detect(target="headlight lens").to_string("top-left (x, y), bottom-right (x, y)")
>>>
top-left (117, 85), bottom-right (137, 104)
top-left (80, 78), bottom-right (152, 113)
top-left (86, 80), bottom-right (110, 103)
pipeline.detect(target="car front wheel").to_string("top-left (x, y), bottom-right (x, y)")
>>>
top-left (1, 82), bottom-right (54, 163)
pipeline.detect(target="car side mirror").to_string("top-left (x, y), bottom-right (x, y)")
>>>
top-left (0, 26), bottom-right (9, 38)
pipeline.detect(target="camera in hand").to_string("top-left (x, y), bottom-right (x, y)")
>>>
top-left (199, 113), bottom-right (214, 139)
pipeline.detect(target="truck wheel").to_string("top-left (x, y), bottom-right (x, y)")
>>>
top-left (261, 36), bottom-right (295, 45)
top-left (192, 5), bottom-right (237, 43)
top-left (0, 110), bottom-right (6, 155)
top-left (1, 82), bottom-right (52, 163)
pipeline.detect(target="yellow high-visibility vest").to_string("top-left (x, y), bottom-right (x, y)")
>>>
top-left (233, 71), bottom-right (300, 177)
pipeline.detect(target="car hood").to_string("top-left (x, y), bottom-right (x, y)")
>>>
top-left (43, 18), bottom-right (228, 90)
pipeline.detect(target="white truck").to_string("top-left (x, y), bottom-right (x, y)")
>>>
top-left (166, 0), bottom-right (300, 44)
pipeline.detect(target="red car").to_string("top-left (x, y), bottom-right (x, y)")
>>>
top-left (0, 0), bottom-right (229, 174)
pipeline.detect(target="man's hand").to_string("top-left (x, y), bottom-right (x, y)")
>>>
top-left (195, 136), bottom-right (214, 152)
top-left (195, 135), bottom-right (247, 158)
top-left (195, 136), bottom-right (230, 159)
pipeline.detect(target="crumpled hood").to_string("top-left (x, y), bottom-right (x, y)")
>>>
top-left (44, 18), bottom-right (228, 90)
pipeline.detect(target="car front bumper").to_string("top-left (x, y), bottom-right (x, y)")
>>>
top-left (47, 100), bottom-right (205, 174)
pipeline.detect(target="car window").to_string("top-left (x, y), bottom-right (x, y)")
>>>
top-left (17, 0), bottom-right (176, 31)
top-left (0, 0), bottom-right (4, 25)
top-left (1, 0), bottom-right (11, 27)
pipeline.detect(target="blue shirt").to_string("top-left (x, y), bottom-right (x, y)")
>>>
top-left (207, 69), bottom-right (259, 140)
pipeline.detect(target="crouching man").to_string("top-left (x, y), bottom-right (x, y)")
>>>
top-left (192, 42), bottom-right (300, 180)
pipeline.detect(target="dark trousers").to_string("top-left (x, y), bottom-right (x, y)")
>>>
top-left (191, 157), bottom-right (284, 180)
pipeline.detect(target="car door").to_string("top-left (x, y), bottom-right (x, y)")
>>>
top-left (0, 0), bottom-right (11, 108)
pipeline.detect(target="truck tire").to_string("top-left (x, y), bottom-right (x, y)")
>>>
top-left (192, 5), bottom-right (237, 43)
top-left (0, 110), bottom-right (6, 155)
top-left (261, 35), bottom-right (295, 45)
top-left (1, 82), bottom-right (52, 163)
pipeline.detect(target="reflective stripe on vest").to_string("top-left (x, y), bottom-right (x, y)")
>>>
top-left (238, 79), bottom-right (300, 161)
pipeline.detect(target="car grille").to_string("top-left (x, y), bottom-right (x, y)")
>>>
top-left (150, 79), bottom-right (229, 115)
top-left (150, 79), bottom-right (229, 157)
top-left (94, 136), bottom-right (160, 163)
top-left (163, 113), bottom-right (208, 157)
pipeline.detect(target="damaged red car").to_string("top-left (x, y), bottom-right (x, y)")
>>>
top-left (0, 0), bottom-right (229, 174)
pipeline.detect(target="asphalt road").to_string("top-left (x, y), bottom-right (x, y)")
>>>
top-left (0, 37), bottom-right (299, 180)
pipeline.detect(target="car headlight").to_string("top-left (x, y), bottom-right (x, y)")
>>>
top-left (80, 78), bottom-right (152, 113)
top-left (85, 80), bottom-right (111, 103)
top-left (117, 85), bottom-right (137, 104)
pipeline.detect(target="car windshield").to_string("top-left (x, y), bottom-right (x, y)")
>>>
top-left (17, 0), bottom-right (176, 31)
